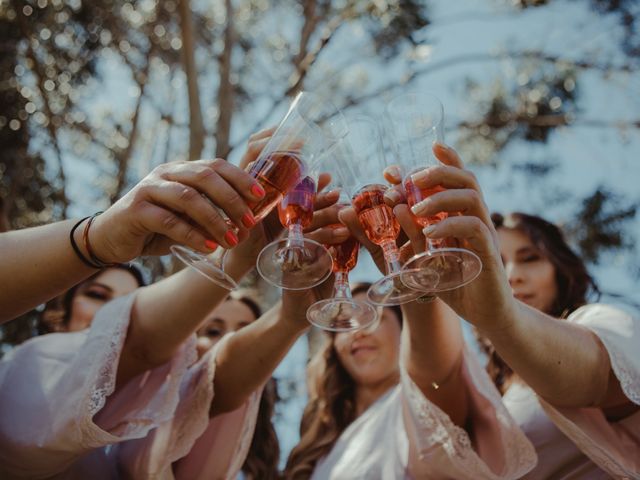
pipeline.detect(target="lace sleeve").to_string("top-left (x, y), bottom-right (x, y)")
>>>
top-left (401, 346), bottom-right (537, 479)
top-left (538, 303), bottom-right (640, 478)
top-left (116, 332), bottom-right (263, 480)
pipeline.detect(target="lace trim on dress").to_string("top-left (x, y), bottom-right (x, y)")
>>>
top-left (226, 389), bottom-right (261, 478)
top-left (570, 304), bottom-right (640, 406)
top-left (401, 346), bottom-right (537, 479)
top-left (79, 294), bottom-right (195, 445)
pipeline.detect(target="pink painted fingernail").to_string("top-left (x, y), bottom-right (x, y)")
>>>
top-left (251, 183), bottom-right (266, 198)
top-left (225, 230), bottom-right (239, 246)
top-left (205, 240), bottom-right (218, 250)
top-left (241, 212), bottom-right (256, 228)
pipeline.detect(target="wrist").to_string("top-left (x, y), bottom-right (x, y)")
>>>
top-left (88, 213), bottom-right (123, 264)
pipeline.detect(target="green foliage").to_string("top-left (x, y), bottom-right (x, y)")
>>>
top-left (567, 188), bottom-right (638, 264)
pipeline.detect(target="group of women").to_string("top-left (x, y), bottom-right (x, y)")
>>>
top-left (0, 130), bottom-right (638, 479)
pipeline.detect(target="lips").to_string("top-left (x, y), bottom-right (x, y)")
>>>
top-left (351, 342), bottom-right (377, 356)
top-left (514, 293), bottom-right (534, 303)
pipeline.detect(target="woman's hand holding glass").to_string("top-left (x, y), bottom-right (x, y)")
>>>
top-left (385, 143), bottom-right (516, 332)
top-left (172, 91), bottom-right (347, 291)
top-left (331, 115), bottom-right (425, 306)
top-left (91, 158), bottom-right (264, 264)
top-left (385, 92), bottom-right (482, 294)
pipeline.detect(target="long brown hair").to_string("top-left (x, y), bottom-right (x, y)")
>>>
top-left (284, 283), bottom-right (401, 479)
top-left (481, 212), bottom-right (599, 393)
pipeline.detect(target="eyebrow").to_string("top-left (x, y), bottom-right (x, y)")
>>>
top-left (86, 282), bottom-right (114, 292)
top-left (516, 246), bottom-right (538, 255)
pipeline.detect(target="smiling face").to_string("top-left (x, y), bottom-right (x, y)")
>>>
top-left (66, 268), bottom-right (141, 332)
top-left (332, 292), bottom-right (402, 389)
top-left (497, 227), bottom-right (559, 314)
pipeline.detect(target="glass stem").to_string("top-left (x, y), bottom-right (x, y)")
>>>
top-left (380, 240), bottom-right (402, 275)
top-left (286, 223), bottom-right (305, 248)
top-left (333, 270), bottom-right (351, 299)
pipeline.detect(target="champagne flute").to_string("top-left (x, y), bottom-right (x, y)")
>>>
top-left (171, 92), bottom-right (347, 290)
top-left (306, 189), bottom-right (378, 331)
top-left (385, 92), bottom-right (482, 293)
top-left (334, 115), bottom-right (429, 306)
top-left (255, 174), bottom-right (333, 290)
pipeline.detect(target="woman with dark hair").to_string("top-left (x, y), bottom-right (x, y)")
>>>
top-left (38, 263), bottom-right (146, 334)
top-left (383, 142), bottom-right (640, 478)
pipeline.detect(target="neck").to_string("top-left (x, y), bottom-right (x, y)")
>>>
top-left (354, 372), bottom-right (399, 417)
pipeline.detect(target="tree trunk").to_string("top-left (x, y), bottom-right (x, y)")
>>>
top-left (179, 0), bottom-right (205, 160)
top-left (214, 0), bottom-right (235, 159)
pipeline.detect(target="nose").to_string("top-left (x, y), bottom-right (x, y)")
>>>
top-left (504, 261), bottom-right (524, 287)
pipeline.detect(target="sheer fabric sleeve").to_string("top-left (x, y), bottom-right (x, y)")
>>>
top-left (0, 293), bottom-right (193, 479)
top-left (401, 345), bottom-right (537, 479)
top-left (115, 333), bottom-right (262, 480)
top-left (539, 304), bottom-right (640, 478)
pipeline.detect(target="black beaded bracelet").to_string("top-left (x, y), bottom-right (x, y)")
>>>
top-left (70, 216), bottom-right (102, 269)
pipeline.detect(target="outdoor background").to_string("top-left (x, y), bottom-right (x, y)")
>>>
top-left (1, 0), bottom-right (639, 463)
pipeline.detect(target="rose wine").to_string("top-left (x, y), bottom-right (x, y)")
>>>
top-left (352, 184), bottom-right (400, 245)
top-left (325, 224), bottom-right (359, 273)
top-left (278, 176), bottom-right (316, 228)
top-left (404, 177), bottom-right (448, 227)
top-left (247, 151), bottom-right (304, 221)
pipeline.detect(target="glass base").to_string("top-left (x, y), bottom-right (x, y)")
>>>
top-left (401, 247), bottom-right (482, 293)
top-left (170, 245), bottom-right (238, 291)
top-left (256, 237), bottom-right (333, 290)
top-left (367, 270), bottom-right (429, 306)
top-left (306, 298), bottom-right (378, 332)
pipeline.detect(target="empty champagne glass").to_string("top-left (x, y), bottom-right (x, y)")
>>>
top-left (171, 91), bottom-right (347, 290)
top-left (333, 115), bottom-right (429, 306)
top-left (386, 92), bottom-right (482, 293)
top-left (306, 188), bottom-right (378, 331)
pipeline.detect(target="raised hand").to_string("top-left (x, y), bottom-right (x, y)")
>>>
top-left (90, 158), bottom-right (265, 264)
top-left (394, 144), bottom-right (516, 331)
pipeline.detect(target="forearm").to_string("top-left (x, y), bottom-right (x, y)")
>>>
top-left (403, 299), bottom-right (469, 427)
top-left (486, 301), bottom-right (610, 407)
top-left (0, 220), bottom-right (96, 323)
top-left (211, 303), bottom-right (307, 415)
top-left (117, 256), bottom-right (252, 386)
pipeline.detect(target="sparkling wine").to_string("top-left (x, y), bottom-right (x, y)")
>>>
top-left (403, 177), bottom-right (448, 227)
top-left (325, 224), bottom-right (359, 272)
top-left (352, 184), bottom-right (400, 245)
top-left (278, 176), bottom-right (316, 228)
top-left (247, 151), bottom-right (304, 221)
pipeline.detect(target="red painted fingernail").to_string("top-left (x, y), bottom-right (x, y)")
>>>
top-left (225, 230), bottom-right (238, 246)
top-left (251, 183), bottom-right (266, 198)
top-left (205, 240), bottom-right (218, 250)
top-left (241, 212), bottom-right (256, 228)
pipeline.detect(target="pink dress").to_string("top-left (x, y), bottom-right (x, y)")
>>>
top-left (0, 294), bottom-right (260, 480)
